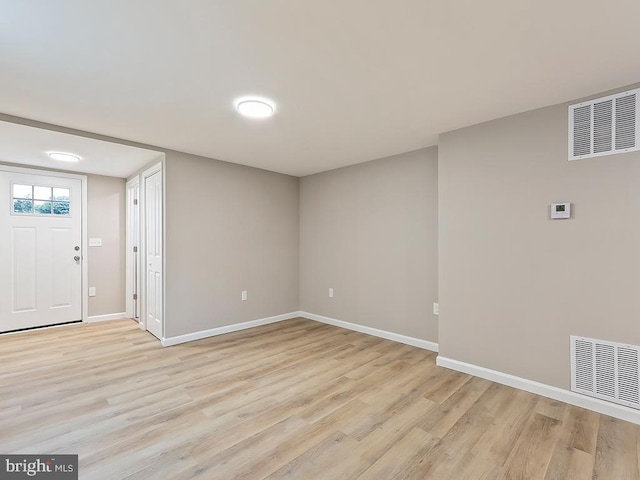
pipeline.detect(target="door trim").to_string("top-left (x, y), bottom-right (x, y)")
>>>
top-left (140, 162), bottom-right (164, 339)
top-left (0, 163), bottom-right (88, 323)
top-left (125, 175), bottom-right (140, 323)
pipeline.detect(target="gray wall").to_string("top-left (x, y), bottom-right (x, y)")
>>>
top-left (0, 114), bottom-right (300, 339)
top-left (300, 147), bottom-right (439, 342)
top-left (87, 174), bottom-right (126, 316)
top-left (164, 152), bottom-right (300, 338)
top-left (438, 84), bottom-right (640, 389)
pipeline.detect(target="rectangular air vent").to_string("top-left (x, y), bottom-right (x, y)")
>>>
top-left (569, 88), bottom-right (640, 160)
top-left (571, 335), bottom-right (640, 409)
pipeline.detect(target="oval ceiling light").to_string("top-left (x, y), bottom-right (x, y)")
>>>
top-left (48, 152), bottom-right (81, 163)
top-left (235, 98), bottom-right (275, 118)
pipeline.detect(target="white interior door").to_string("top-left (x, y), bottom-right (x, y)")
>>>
top-left (145, 169), bottom-right (163, 339)
top-left (0, 170), bottom-right (83, 332)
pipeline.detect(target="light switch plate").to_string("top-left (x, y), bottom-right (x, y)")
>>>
top-left (89, 238), bottom-right (103, 247)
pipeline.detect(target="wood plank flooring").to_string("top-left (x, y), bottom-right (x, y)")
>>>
top-left (1, 318), bottom-right (639, 479)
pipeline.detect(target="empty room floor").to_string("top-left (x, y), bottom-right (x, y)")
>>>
top-left (1, 318), bottom-right (639, 479)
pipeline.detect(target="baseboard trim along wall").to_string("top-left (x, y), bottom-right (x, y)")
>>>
top-left (299, 311), bottom-right (439, 353)
top-left (157, 310), bottom-right (639, 424)
top-left (437, 356), bottom-right (640, 426)
top-left (161, 312), bottom-right (300, 347)
top-left (87, 312), bottom-right (128, 323)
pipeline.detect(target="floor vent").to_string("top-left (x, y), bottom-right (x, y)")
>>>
top-left (571, 336), bottom-right (640, 409)
top-left (568, 87), bottom-right (640, 160)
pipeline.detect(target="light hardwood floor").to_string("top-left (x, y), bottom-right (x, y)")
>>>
top-left (1, 318), bottom-right (639, 479)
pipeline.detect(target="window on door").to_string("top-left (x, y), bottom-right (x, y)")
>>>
top-left (12, 184), bottom-right (71, 216)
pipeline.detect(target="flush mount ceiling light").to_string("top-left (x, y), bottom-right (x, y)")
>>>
top-left (235, 98), bottom-right (275, 118)
top-left (48, 152), bottom-right (81, 162)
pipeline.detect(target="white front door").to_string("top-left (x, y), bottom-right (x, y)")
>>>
top-left (0, 170), bottom-right (83, 332)
top-left (145, 169), bottom-right (163, 339)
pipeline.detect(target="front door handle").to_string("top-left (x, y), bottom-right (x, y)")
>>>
top-left (74, 256), bottom-right (80, 262)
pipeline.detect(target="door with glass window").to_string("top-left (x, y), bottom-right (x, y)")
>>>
top-left (0, 170), bottom-right (83, 332)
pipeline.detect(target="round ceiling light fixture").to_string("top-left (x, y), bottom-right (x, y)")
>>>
top-left (235, 97), bottom-right (275, 118)
top-left (48, 152), bottom-right (81, 163)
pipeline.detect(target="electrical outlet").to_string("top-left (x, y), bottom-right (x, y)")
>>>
top-left (89, 287), bottom-right (96, 297)
top-left (329, 288), bottom-right (334, 298)
top-left (242, 290), bottom-right (248, 301)
top-left (433, 302), bottom-right (439, 315)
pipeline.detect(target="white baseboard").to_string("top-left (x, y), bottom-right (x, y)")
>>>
top-left (87, 312), bottom-right (128, 323)
top-left (161, 311), bottom-right (300, 347)
top-left (299, 311), bottom-right (438, 353)
top-left (437, 356), bottom-right (640, 425)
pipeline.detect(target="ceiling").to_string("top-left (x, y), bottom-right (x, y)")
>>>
top-left (0, 121), bottom-right (162, 178)
top-left (1, 1), bottom-right (639, 177)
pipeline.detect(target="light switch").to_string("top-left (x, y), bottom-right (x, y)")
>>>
top-left (89, 238), bottom-right (103, 247)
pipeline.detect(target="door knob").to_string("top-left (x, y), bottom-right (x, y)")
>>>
top-left (74, 256), bottom-right (80, 262)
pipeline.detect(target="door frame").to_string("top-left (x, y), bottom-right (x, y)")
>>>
top-left (0, 163), bottom-right (88, 323)
top-left (125, 175), bottom-right (140, 323)
top-left (140, 162), bottom-right (165, 339)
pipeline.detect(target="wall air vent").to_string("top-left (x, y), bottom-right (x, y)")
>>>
top-left (568, 88), bottom-right (640, 160)
top-left (571, 335), bottom-right (640, 409)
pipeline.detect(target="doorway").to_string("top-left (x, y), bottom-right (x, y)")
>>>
top-left (127, 163), bottom-right (164, 340)
top-left (0, 166), bottom-right (86, 332)
top-left (125, 177), bottom-right (140, 322)
top-left (143, 165), bottom-right (163, 339)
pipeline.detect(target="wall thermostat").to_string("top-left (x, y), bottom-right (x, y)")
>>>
top-left (551, 202), bottom-right (571, 219)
